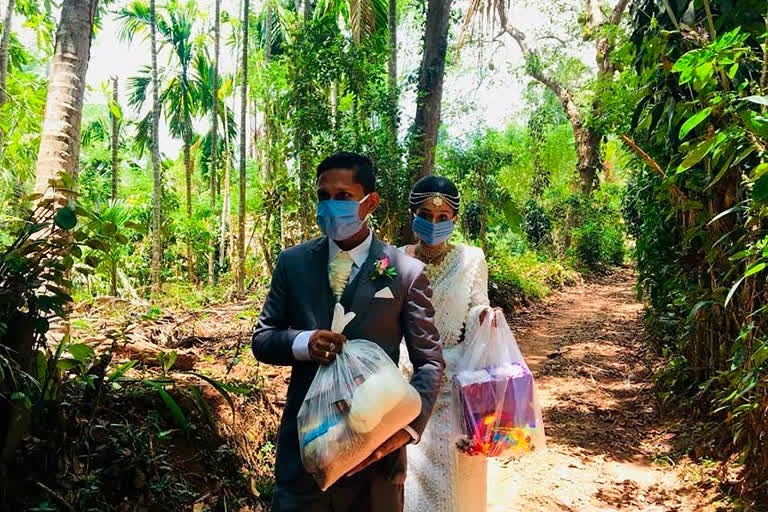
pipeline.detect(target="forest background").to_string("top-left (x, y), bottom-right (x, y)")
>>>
top-left (1, 0), bottom-right (767, 510)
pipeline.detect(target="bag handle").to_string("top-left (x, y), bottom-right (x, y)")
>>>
top-left (331, 303), bottom-right (357, 334)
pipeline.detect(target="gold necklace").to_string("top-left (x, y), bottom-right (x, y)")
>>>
top-left (416, 242), bottom-right (451, 265)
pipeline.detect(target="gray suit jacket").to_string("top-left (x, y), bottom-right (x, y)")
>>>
top-left (252, 235), bottom-right (444, 509)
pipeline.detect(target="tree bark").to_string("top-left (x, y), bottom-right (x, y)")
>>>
top-left (218, 118), bottom-right (229, 270)
top-left (237, 0), bottom-right (248, 298)
top-left (110, 76), bottom-right (119, 200)
top-left (150, 0), bottom-right (162, 293)
top-left (184, 136), bottom-right (194, 282)
top-left (34, 0), bottom-right (98, 206)
top-left (387, 0), bottom-right (398, 153)
top-left (407, 0), bottom-right (452, 179)
top-left (0, 0), bottom-right (15, 117)
top-left (208, 0), bottom-right (220, 286)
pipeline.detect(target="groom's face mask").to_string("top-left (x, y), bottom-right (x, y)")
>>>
top-left (316, 169), bottom-right (377, 241)
top-left (316, 194), bottom-right (371, 240)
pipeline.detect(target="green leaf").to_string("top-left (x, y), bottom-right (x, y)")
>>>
top-left (145, 381), bottom-right (189, 430)
top-left (742, 95), bottom-right (768, 106)
top-left (102, 221), bottom-right (117, 235)
top-left (753, 175), bottom-right (768, 203)
top-left (54, 207), bottom-right (77, 230)
top-left (708, 205), bottom-right (746, 225)
top-left (753, 163), bottom-right (768, 179)
top-left (677, 138), bottom-right (715, 172)
top-left (725, 276), bottom-right (746, 307)
top-left (192, 372), bottom-right (237, 422)
top-left (10, 392), bottom-right (32, 410)
top-left (67, 343), bottom-right (94, 362)
top-left (745, 262), bottom-right (766, 277)
top-left (679, 107), bottom-right (712, 140)
top-left (107, 360), bottom-right (137, 381)
top-left (688, 300), bottom-right (713, 321)
top-left (190, 386), bottom-right (215, 426)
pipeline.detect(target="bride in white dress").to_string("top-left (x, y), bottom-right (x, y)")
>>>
top-left (399, 176), bottom-right (500, 512)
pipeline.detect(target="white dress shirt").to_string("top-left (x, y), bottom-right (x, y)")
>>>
top-left (291, 230), bottom-right (419, 442)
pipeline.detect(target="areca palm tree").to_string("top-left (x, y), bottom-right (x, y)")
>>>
top-left (314, 0), bottom-right (387, 44)
top-left (116, 0), bottom-right (163, 290)
top-left (119, 0), bottom-right (202, 282)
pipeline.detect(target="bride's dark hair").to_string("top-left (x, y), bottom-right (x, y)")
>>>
top-left (409, 176), bottom-right (461, 214)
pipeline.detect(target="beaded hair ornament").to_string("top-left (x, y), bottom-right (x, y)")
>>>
top-left (409, 191), bottom-right (461, 211)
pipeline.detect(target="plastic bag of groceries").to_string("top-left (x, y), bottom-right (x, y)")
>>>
top-left (297, 303), bottom-right (422, 491)
top-left (452, 307), bottom-right (545, 458)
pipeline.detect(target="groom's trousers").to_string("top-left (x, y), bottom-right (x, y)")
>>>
top-left (270, 452), bottom-right (405, 512)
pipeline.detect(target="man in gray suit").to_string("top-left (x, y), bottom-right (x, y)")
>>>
top-left (252, 152), bottom-right (444, 512)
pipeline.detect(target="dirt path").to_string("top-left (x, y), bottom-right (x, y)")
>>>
top-left (487, 268), bottom-right (730, 512)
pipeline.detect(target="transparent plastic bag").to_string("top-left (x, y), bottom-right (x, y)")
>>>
top-left (297, 304), bottom-right (422, 491)
top-left (452, 307), bottom-right (545, 458)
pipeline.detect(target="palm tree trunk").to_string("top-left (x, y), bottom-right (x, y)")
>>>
top-left (110, 76), bottom-right (119, 199)
top-left (407, 0), bottom-right (452, 179)
top-left (208, 0), bottom-right (220, 286)
top-left (236, 0), bottom-right (248, 298)
top-left (150, 0), bottom-right (162, 293)
top-left (184, 137), bottom-right (194, 282)
top-left (218, 95), bottom-right (230, 270)
top-left (34, 0), bottom-right (98, 205)
top-left (110, 260), bottom-right (118, 296)
top-left (0, 0), bottom-right (16, 129)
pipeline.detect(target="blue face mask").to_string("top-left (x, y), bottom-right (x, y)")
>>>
top-left (412, 216), bottom-right (455, 245)
top-left (316, 195), bottom-right (370, 241)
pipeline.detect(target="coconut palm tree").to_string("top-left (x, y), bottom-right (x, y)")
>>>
top-left (0, 0), bottom-right (16, 112)
top-left (34, 0), bottom-right (99, 206)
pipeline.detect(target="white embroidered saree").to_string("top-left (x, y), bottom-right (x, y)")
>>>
top-left (399, 244), bottom-right (490, 512)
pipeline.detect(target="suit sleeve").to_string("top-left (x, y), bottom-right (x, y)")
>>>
top-left (252, 252), bottom-right (303, 366)
top-left (401, 268), bottom-right (445, 437)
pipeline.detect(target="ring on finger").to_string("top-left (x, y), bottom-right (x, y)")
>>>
top-left (324, 350), bottom-right (331, 359)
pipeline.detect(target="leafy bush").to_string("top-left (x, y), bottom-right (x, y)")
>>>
top-left (627, 0), bottom-right (768, 483)
top-left (522, 199), bottom-right (552, 246)
top-left (571, 220), bottom-right (626, 271)
top-left (488, 251), bottom-right (579, 311)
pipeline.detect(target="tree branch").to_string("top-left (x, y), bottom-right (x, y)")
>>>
top-left (609, 0), bottom-right (631, 25)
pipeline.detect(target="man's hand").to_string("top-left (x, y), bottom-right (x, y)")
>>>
top-left (479, 307), bottom-right (504, 327)
top-left (308, 330), bottom-right (346, 365)
top-left (345, 429), bottom-right (412, 477)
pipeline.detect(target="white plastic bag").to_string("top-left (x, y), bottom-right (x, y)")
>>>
top-left (452, 307), bottom-right (545, 458)
top-left (297, 304), bottom-right (422, 490)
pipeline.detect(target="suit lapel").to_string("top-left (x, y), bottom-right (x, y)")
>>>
top-left (310, 237), bottom-right (334, 330)
top-left (343, 237), bottom-right (388, 331)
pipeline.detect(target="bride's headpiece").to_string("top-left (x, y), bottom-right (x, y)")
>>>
top-left (409, 191), bottom-right (461, 211)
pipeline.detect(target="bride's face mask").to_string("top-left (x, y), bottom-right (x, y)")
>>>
top-left (412, 200), bottom-right (456, 246)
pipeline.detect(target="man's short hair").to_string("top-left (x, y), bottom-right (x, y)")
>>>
top-left (316, 152), bottom-right (377, 194)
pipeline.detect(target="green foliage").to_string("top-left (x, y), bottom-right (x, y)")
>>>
top-left (522, 199), bottom-right (552, 247)
top-left (628, 0), bottom-right (768, 481)
top-left (488, 250), bottom-right (580, 311)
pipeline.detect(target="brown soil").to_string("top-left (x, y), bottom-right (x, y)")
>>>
top-left (488, 268), bottom-right (733, 512)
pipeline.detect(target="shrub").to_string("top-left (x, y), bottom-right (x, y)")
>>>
top-left (522, 199), bottom-right (552, 247)
top-left (487, 251), bottom-right (579, 311)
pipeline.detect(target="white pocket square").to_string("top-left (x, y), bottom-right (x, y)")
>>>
top-left (374, 287), bottom-right (395, 299)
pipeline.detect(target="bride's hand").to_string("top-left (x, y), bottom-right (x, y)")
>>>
top-left (479, 307), bottom-right (504, 327)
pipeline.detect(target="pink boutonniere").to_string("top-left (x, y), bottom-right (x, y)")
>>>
top-left (371, 256), bottom-right (397, 280)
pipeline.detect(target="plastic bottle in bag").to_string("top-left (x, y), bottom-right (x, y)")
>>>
top-left (297, 304), bottom-right (422, 490)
